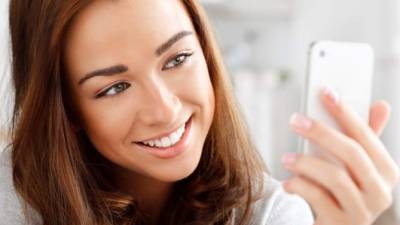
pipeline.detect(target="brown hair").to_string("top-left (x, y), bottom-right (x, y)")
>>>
top-left (8, 0), bottom-right (268, 224)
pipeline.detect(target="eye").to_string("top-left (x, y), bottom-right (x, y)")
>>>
top-left (96, 82), bottom-right (131, 98)
top-left (162, 51), bottom-right (194, 70)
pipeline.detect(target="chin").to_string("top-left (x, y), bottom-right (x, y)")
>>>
top-left (154, 171), bottom-right (193, 183)
top-left (150, 154), bottom-right (201, 183)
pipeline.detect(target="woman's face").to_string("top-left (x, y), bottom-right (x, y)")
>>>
top-left (63, 0), bottom-right (215, 182)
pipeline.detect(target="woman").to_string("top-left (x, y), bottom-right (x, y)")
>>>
top-left (1, 0), bottom-right (398, 224)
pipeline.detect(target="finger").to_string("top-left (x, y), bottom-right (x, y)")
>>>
top-left (283, 176), bottom-right (342, 222)
top-left (289, 113), bottom-right (383, 193)
top-left (290, 114), bottom-right (395, 214)
top-left (369, 100), bottom-right (391, 136)
top-left (320, 87), bottom-right (399, 186)
top-left (282, 153), bottom-right (366, 214)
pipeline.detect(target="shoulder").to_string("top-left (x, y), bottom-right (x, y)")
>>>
top-left (0, 149), bottom-right (41, 225)
top-left (247, 174), bottom-right (315, 225)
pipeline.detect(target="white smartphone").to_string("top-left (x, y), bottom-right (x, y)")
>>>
top-left (300, 41), bottom-right (374, 164)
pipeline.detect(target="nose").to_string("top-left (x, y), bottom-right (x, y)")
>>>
top-left (138, 77), bottom-right (181, 126)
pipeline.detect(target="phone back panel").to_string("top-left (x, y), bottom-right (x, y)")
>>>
top-left (301, 41), bottom-right (374, 159)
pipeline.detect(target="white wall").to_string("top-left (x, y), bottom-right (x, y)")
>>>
top-left (204, 0), bottom-right (400, 176)
top-left (204, 1), bottom-right (400, 223)
top-left (0, 0), bottom-right (12, 151)
top-left (290, 0), bottom-right (400, 162)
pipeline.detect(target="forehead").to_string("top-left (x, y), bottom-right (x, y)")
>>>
top-left (64, 0), bottom-right (195, 76)
top-left (68, 0), bottom-right (193, 42)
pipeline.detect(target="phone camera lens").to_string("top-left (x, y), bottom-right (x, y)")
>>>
top-left (320, 50), bottom-right (326, 58)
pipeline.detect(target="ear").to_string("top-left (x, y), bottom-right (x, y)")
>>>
top-left (369, 100), bottom-right (391, 137)
top-left (65, 105), bottom-right (83, 133)
top-left (66, 107), bottom-right (82, 133)
top-left (63, 93), bottom-right (82, 133)
top-left (70, 122), bottom-right (82, 133)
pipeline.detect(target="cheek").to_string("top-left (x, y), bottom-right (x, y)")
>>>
top-left (78, 99), bottom-right (134, 148)
top-left (181, 56), bottom-right (215, 110)
top-left (176, 56), bottom-right (215, 138)
top-left (196, 60), bottom-right (215, 120)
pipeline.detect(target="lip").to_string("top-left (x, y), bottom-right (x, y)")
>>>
top-left (134, 116), bottom-right (193, 159)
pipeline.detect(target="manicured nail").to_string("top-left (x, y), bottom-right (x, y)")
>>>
top-left (322, 86), bottom-right (340, 105)
top-left (289, 113), bottom-right (312, 130)
top-left (281, 153), bottom-right (298, 165)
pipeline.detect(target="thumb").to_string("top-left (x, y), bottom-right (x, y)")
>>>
top-left (369, 100), bottom-right (391, 137)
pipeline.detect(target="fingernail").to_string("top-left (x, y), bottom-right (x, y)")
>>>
top-left (322, 86), bottom-right (340, 105)
top-left (290, 113), bottom-right (312, 130)
top-left (281, 153), bottom-right (298, 165)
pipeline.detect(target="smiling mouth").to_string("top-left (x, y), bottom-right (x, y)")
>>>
top-left (134, 116), bottom-right (191, 149)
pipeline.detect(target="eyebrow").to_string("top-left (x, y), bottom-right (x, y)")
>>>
top-left (77, 30), bottom-right (194, 86)
top-left (155, 30), bottom-right (193, 56)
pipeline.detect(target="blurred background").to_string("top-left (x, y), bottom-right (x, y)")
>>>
top-left (199, 0), bottom-right (400, 224)
top-left (1, 0), bottom-right (400, 224)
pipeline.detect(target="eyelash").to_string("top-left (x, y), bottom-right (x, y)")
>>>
top-left (162, 50), bottom-right (194, 70)
top-left (95, 82), bottom-right (131, 99)
top-left (95, 51), bottom-right (194, 98)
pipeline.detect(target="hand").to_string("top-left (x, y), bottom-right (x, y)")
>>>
top-left (281, 87), bottom-right (400, 225)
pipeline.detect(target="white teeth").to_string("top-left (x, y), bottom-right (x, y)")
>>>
top-left (178, 127), bottom-right (184, 136)
top-left (161, 137), bottom-right (171, 147)
top-left (170, 132), bottom-right (179, 143)
top-left (148, 141), bottom-right (155, 147)
top-left (141, 123), bottom-right (186, 148)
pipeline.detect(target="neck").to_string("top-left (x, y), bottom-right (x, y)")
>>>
top-left (110, 166), bottom-right (175, 223)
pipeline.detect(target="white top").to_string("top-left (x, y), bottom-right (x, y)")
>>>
top-left (241, 175), bottom-right (315, 225)
top-left (0, 149), bottom-right (314, 225)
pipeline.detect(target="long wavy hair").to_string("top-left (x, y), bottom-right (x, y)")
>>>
top-left (8, 0), bottom-right (268, 224)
